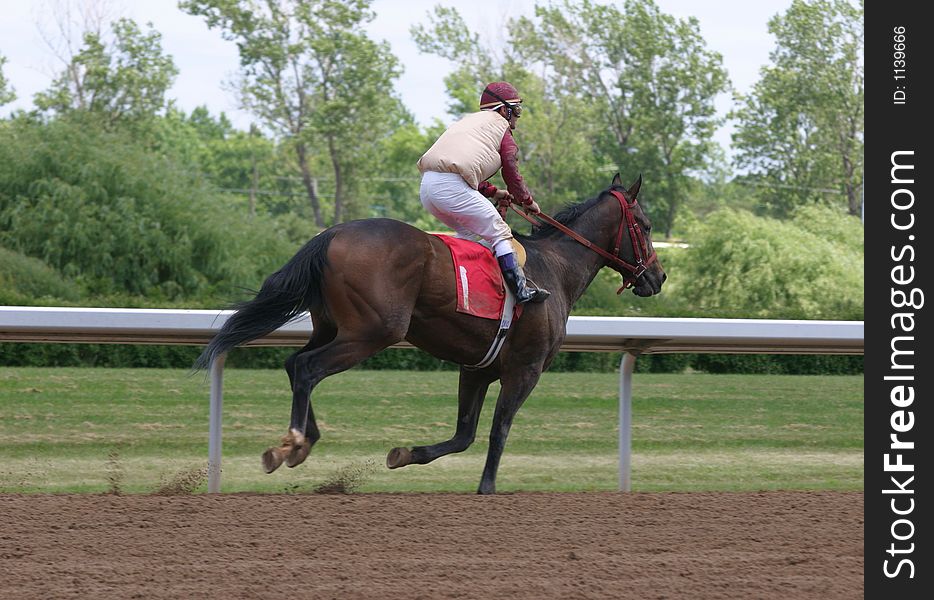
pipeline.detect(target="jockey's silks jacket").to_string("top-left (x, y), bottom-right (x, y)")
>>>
top-left (417, 111), bottom-right (534, 205)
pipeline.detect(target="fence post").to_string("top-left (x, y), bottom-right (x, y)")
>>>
top-left (618, 351), bottom-right (638, 492)
top-left (208, 353), bottom-right (227, 493)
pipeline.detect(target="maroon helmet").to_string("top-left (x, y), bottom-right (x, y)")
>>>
top-left (479, 82), bottom-right (522, 110)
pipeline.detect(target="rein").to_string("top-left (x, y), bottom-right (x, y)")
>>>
top-left (502, 191), bottom-right (657, 293)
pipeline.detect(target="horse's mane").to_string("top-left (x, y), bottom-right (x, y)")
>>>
top-left (516, 190), bottom-right (612, 241)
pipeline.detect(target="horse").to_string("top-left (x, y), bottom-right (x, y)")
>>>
top-left (195, 173), bottom-right (666, 494)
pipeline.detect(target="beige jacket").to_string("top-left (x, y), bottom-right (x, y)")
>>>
top-left (417, 111), bottom-right (510, 189)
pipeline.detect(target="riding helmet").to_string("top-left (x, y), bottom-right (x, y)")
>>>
top-left (479, 82), bottom-right (522, 110)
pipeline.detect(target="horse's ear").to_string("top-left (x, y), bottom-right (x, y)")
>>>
top-left (611, 172), bottom-right (623, 187)
top-left (627, 173), bottom-right (643, 199)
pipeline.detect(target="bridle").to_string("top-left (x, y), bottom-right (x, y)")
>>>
top-left (505, 189), bottom-right (658, 293)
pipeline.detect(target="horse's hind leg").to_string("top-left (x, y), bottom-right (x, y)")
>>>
top-left (263, 331), bottom-right (397, 474)
top-left (387, 368), bottom-right (496, 469)
top-left (278, 319), bottom-right (338, 469)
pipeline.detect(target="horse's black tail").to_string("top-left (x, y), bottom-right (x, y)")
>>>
top-left (193, 229), bottom-right (338, 372)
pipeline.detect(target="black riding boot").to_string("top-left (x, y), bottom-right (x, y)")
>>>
top-left (498, 252), bottom-right (550, 304)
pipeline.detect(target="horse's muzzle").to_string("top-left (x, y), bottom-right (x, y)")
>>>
top-left (632, 267), bottom-right (666, 297)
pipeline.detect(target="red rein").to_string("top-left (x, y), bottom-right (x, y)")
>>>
top-left (505, 190), bottom-right (657, 293)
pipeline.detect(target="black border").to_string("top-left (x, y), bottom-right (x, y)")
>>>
top-left (865, 1), bottom-right (930, 596)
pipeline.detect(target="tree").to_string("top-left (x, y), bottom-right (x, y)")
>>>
top-left (512, 0), bottom-right (729, 237)
top-left (364, 119), bottom-right (437, 224)
top-left (33, 17), bottom-right (178, 126)
top-left (410, 6), bottom-right (496, 115)
top-left (0, 55), bottom-right (15, 106)
top-left (181, 0), bottom-right (404, 227)
top-left (0, 115), bottom-right (293, 300)
top-left (411, 6), bottom-right (606, 216)
top-left (732, 0), bottom-right (863, 217)
top-left (179, 109), bottom-right (298, 222)
top-left (414, 1), bottom-right (730, 235)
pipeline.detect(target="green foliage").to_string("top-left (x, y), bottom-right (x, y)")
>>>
top-left (511, 0), bottom-right (730, 236)
top-left (569, 200), bottom-right (863, 322)
top-left (0, 55), bottom-right (14, 106)
top-left (568, 247), bottom-right (693, 318)
top-left (732, 0), bottom-right (863, 217)
top-left (0, 2), bottom-right (863, 372)
top-left (364, 121), bottom-right (435, 223)
top-left (675, 205), bottom-right (863, 319)
top-left (0, 340), bottom-right (861, 376)
top-left (411, 0), bottom-right (729, 236)
top-left (181, 0), bottom-right (405, 227)
top-left (411, 5), bottom-right (605, 217)
top-left (0, 246), bottom-right (81, 304)
top-left (0, 115), bottom-right (294, 301)
top-left (146, 107), bottom-right (308, 234)
top-left (411, 7), bottom-right (495, 116)
top-left (0, 343), bottom-right (201, 369)
top-left (693, 354), bottom-right (862, 375)
top-left (34, 18), bottom-right (178, 126)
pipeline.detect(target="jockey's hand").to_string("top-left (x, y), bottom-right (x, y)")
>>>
top-left (493, 189), bottom-right (513, 202)
top-left (524, 199), bottom-right (541, 214)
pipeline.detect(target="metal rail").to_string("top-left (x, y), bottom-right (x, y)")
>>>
top-left (0, 306), bottom-right (864, 492)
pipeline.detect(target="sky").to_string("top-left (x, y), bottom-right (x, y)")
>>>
top-left (0, 0), bottom-right (795, 151)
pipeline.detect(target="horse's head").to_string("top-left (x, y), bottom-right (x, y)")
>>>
top-left (607, 173), bottom-right (666, 297)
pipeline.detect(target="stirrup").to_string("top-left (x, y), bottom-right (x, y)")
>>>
top-left (518, 287), bottom-right (550, 304)
top-left (523, 277), bottom-right (550, 304)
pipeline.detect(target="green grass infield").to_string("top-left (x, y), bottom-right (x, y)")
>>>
top-left (0, 367), bottom-right (863, 494)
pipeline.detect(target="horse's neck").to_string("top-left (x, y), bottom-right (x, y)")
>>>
top-left (531, 200), bottom-right (620, 306)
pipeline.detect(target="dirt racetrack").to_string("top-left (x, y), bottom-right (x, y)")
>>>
top-left (2, 491), bottom-right (862, 599)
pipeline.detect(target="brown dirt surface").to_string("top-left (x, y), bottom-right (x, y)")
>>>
top-left (1, 491), bottom-right (862, 599)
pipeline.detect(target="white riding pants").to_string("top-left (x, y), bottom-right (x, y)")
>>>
top-left (420, 171), bottom-right (513, 255)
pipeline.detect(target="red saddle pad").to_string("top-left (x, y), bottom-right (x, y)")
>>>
top-left (434, 235), bottom-right (507, 320)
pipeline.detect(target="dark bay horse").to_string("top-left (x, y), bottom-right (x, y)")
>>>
top-left (195, 173), bottom-right (666, 494)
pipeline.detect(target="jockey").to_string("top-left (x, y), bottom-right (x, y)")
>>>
top-left (417, 81), bottom-right (550, 304)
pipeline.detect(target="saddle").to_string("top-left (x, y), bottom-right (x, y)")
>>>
top-left (434, 235), bottom-right (526, 369)
top-left (434, 235), bottom-right (524, 320)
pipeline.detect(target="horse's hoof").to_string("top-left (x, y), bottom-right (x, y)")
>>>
top-left (262, 447), bottom-right (285, 473)
top-left (286, 440), bottom-right (312, 468)
top-left (386, 447), bottom-right (413, 469)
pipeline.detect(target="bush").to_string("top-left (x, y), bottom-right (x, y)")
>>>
top-left (0, 115), bottom-right (295, 303)
top-left (692, 353), bottom-right (862, 375)
top-left (0, 246), bottom-right (81, 304)
top-left (0, 343), bottom-right (201, 368)
top-left (675, 206), bottom-right (863, 320)
top-left (0, 341), bottom-right (861, 375)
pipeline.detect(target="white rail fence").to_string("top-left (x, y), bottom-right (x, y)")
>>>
top-left (0, 306), bottom-right (864, 492)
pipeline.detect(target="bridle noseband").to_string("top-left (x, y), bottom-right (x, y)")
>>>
top-left (607, 189), bottom-right (658, 291)
top-left (506, 189), bottom-right (658, 293)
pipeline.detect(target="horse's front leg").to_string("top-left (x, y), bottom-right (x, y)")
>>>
top-left (386, 368), bottom-right (496, 469)
top-left (477, 364), bottom-right (543, 494)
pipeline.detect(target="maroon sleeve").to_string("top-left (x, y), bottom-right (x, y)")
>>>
top-left (499, 130), bottom-right (533, 204)
top-left (477, 180), bottom-right (498, 198)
